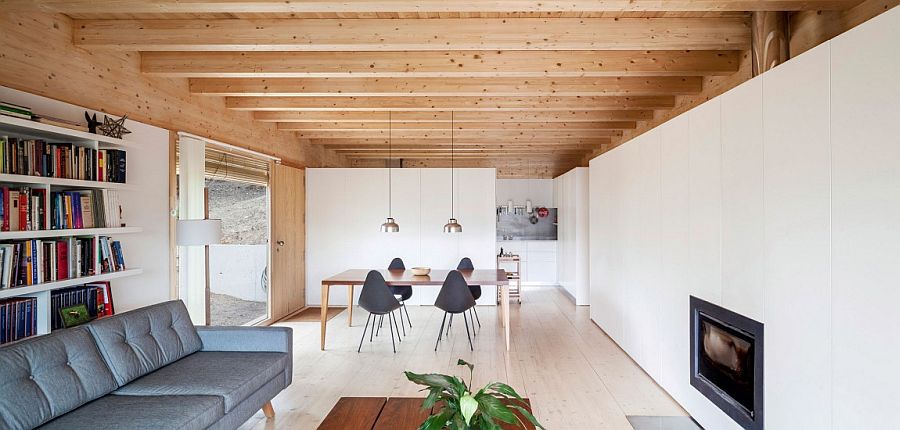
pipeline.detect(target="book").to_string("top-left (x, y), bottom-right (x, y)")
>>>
top-left (0, 138), bottom-right (124, 183)
top-left (33, 115), bottom-right (89, 132)
top-left (0, 296), bottom-right (37, 344)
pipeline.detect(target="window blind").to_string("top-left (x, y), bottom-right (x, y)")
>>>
top-left (176, 141), bottom-right (270, 186)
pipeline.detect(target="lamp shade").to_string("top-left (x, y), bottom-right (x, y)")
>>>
top-left (380, 217), bottom-right (400, 233)
top-left (443, 218), bottom-right (463, 233)
top-left (177, 219), bottom-right (223, 246)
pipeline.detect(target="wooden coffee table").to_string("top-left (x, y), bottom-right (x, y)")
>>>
top-left (317, 397), bottom-right (536, 430)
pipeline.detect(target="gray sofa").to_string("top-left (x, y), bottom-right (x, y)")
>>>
top-left (0, 300), bottom-right (292, 430)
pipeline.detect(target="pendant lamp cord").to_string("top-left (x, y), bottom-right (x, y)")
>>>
top-left (388, 111), bottom-right (392, 218)
top-left (450, 111), bottom-right (454, 219)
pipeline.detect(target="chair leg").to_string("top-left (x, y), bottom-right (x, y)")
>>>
top-left (446, 314), bottom-right (454, 338)
top-left (388, 311), bottom-right (396, 353)
top-left (392, 311), bottom-right (403, 341)
top-left (435, 312), bottom-right (447, 351)
top-left (472, 307), bottom-right (481, 328)
top-left (403, 302), bottom-right (412, 328)
top-left (369, 313), bottom-right (377, 342)
top-left (468, 310), bottom-right (476, 337)
top-left (358, 313), bottom-right (372, 353)
top-left (463, 311), bottom-right (474, 351)
top-left (397, 306), bottom-right (406, 337)
top-left (376, 315), bottom-right (383, 336)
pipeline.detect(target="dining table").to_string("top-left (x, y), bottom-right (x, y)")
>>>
top-left (320, 269), bottom-right (510, 351)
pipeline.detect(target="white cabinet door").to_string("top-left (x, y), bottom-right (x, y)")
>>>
top-left (763, 43), bottom-right (832, 430)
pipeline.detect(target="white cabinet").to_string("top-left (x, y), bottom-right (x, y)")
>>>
top-left (497, 240), bottom-right (557, 285)
top-left (495, 179), bottom-right (554, 208)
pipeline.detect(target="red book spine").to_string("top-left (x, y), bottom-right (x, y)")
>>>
top-left (56, 241), bottom-right (68, 280)
top-left (1, 186), bottom-right (8, 232)
top-left (18, 192), bottom-right (27, 231)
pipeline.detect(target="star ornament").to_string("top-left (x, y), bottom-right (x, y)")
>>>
top-left (97, 114), bottom-right (132, 139)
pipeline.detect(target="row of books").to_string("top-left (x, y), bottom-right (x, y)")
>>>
top-left (0, 188), bottom-right (124, 231)
top-left (0, 238), bottom-right (97, 289)
top-left (99, 236), bottom-right (126, 273)
top-left (0, 136), bottom-right (126, 183)
top-left (0, 187), bottom-right (46, 231)
top-left (0, 296), bottom-right (37, 345)
top-left (50, 283), bottom-right (114, 330)
top-left (50, 189), bottom-right (124, 230)
top-left (0, 101), bottom-right (32, 120)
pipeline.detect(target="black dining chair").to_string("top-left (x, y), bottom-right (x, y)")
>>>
top-left (434, 270), bottom-right (477, 351)
top-left (457, 257), bottom-right (482, 331)
top-left (357, 270), bottom-right (403, 353)
top-left (387, 257), bottom-right (413, 332)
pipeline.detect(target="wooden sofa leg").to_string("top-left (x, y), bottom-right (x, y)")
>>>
top-left (262, 401), bottom-right (275, 419)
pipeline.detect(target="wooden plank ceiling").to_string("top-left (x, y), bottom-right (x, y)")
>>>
top-left (24, 0), bottom-right (864, 177)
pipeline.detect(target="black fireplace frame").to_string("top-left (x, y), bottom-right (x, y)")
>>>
top-left (690, 296), bottom-right (764, 430)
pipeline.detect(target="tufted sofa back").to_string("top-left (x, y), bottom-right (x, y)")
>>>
top-left (87, 300), bottom-right (202, 386)
top-left (0, 326), bottom-right (119, 430)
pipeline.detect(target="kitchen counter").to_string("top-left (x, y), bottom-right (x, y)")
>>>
top-left (496, 240), bottom-right (557, 285)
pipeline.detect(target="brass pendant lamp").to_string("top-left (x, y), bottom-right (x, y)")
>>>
top-left (381, 111), bottom-right (400, 232)
top-left (443, 111), bottom-right (462, 233)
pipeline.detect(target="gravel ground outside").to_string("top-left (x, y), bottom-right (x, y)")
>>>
top-left (206, 179), bottom-right (269, 325)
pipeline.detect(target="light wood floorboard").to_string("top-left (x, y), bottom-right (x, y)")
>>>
top-left (239, 286), bottom-right (685, 429)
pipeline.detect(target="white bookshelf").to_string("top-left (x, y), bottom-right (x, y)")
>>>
top-left (0, 173), bottom-right (131, 190)
top-left (0, 115), bottom-right (128, 148)
top-left (0, 227), bottom-right (142, 241)
top-left (0, 269), bottom-right (143, 300)
top-left (0, 115), bottom-right (139, 342)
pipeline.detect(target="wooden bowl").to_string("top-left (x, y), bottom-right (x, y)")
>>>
top-left (411, 267), bottom-right (431, 276)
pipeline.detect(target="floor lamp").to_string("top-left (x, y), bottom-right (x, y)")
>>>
top-left (177, 219), bottom-right (223, 325)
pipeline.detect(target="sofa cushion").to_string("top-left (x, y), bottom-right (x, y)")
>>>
top-left (114, 351), bottom-right (289, 412)
top-left (38, 394), bottom-right (224, 430)
top-left (87, 300), bottom-right (202, 386)
top-left (0, 326), bottom-right (118, 430)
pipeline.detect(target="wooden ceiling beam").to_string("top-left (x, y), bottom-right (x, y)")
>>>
top-left (329, 144), bottom-right (604, 151)
top-left (309, 137), bottom-right (612, 145)
top-left (24, 1), bottom-right (862, 14)
top-left (293, 129), bottom-right (623, 139)
top-left (254, 110), bottom-right (655, 122)
top-left (276, 121), bottom-right (637, 130)
top-left (74, 17), bottom-right (751, 51)
top-left (142, 50), bottom-right (742, 78)
top-left (226, 95), bottom-right (676, 111)
top-left (346, 153), bottom-right (586, 160)
top-left (188, 76), bottom-right (702, 97)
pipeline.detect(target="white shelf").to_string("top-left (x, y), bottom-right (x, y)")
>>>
top-left (0, 227), bottom-right (142, 240)
top-left (0, 268), bottom-right (143, 300)
top-left (0, 173), bottom-right (130, 190)
top-left (0, 115), bottom-right (128, 147)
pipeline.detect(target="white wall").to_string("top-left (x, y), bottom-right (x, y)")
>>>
top-left (0, 86), bottom-right (171, 312)
top-left (496, 179), bottom-right (554, 208)
top-left (588, 8), bottom-right (900, 430)
top-left (554, 168), bottom-right (590, 304)
top-left (209, 245), bottom-right (268, 302)
top-left (306, 168), bottom-right (497, 306)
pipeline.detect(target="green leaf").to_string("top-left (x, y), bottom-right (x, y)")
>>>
top-left (460, 394), bottom-right (479, 426)
top-left (475, 393), bottom-right (518, 424)
top-left (481, 413), bottom-right (503, 430)
top-left (405, 372), bottom-right (462, 396)
top-left (509, 405), bottom-right (547, 430)
top-left (423, 388), bottom-right (441, 410)
top-left (486, 382), bottom-right (525, 401)
top-left (451, 413), bottom-right (466, 429)
top-left (418, 411), bottom-right (452, 430)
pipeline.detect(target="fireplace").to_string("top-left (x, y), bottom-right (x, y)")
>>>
top-left (690, 296), bottom-right (764, 430)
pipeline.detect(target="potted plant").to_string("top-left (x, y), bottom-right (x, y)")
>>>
top-left (405, 359), bottom-right (545, 430)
